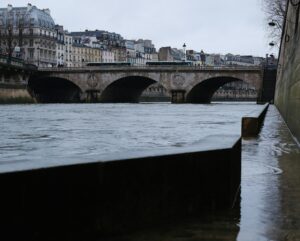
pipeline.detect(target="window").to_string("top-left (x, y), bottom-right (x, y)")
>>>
top-left (29, 49), bottom-right (34, 59)
top-left (30, 18), bottom-right (34, 26)
top-left (29, 39), bottom-right (33, 47)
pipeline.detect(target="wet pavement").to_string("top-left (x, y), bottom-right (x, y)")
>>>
top-left (106, 105), bottom-right (300, 241)
top-left (239, 105), bottom-right (300, 241)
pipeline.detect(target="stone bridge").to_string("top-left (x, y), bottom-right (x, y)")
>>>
top-left (28, 66), bottom-right (263, 103)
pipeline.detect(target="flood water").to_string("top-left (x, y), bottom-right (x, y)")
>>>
top-left (1, 103), bottom-right (300, 240)
top-left (0, 102), bottom-right (259, 163)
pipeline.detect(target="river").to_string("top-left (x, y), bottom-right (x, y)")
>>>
top-left (0, 102), bottom-right (259, 163)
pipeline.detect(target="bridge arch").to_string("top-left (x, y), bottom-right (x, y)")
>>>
top-left (28, 76), bottom-right (83, 103)
top-left (186, 76), bottom-right (257, 103)
top-left (100, 75), bottom-right (158, 103)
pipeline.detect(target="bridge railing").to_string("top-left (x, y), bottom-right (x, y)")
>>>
top-left (37, 65), bottom-right (263, 72)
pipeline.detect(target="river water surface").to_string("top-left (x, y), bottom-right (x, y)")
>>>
top-left (0, 102), bottom-right (258, 163)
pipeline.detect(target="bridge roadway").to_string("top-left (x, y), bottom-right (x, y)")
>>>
top-left (29, 65), bottom-right (263, 103)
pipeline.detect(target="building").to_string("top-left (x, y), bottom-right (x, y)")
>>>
top-left (100, 49), bottom-right (114, 63)
top-left (205, 54), bottom-right (215, 66)
top-left (224, 54), bottom-right (263, 66)
top-left (158, 47), bottom-right (184, 61)
top-left (70, 29), bottom-right (121, 63)
top-left (125, 40), bottom-right (136, 63)
top-left (55, 25), bottom-right (64, 66)
top-left (64, 33), bottom-right (73, 67)
top-left (0, 3), bottom-right (57, 67)
top-left (111, 46), bottom-right (126, 62)
top-left (136, 39), bottom-right (156, 61)
top-left (72, 43), bottom-right (101, 67)
top-left (70, 30), bottom-right (124, 49)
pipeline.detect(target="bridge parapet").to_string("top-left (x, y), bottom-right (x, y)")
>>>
top-left (0, 54), bottom-right (37, 72)
top-left (37, 65), bottom-right (263, 73)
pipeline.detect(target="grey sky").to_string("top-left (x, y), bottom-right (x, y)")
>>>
top-left (1, 0), bottom-right (273, 57)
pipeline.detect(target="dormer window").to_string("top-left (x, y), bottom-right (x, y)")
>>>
top-left (30, 18), bottom-right (34, 26)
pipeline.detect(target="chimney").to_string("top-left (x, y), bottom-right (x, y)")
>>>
top-left (27, 3), bottom-right (32, 11)
top-left (7, 4), bottom-right (13, 12)
top-left (43, 8), bottom-right (51, 15)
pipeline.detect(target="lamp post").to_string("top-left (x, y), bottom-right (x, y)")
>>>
top-left (183, 43), bottom-right (186, 62)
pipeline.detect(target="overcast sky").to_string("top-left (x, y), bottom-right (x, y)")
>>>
top-left (1, 0), bottom-right (273, 57)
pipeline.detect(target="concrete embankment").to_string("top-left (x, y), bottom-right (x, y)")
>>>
top-left (275, 0), bottom-right (300, 143)
top-left (0, 135), bottom-right (241, 240)
top-left (242, 103), bottom-right (269, 137)
top-left (0, 83), bottom-right (35, 104)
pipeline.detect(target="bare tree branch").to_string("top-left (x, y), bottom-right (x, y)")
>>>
top-left (262, 0), bottom-right (287, 44)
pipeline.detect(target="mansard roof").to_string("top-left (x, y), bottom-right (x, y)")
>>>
top-left (0, 5), bottom-right (55, 29)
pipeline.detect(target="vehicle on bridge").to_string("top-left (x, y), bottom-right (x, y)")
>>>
top-left (86, 62), bottom-right (131, 67)
top-left (146, 61), bottom-right (193, 66)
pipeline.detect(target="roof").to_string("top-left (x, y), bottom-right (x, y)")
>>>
top-left (0, 5), bottom-right (55, 29)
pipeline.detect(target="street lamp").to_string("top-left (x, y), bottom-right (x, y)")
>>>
top-left (183, 43), bottom-right (186, 61)
top-left (269, 42), bottom-right (275, 47)
top-left (268, 21), bottom-right (276, 27)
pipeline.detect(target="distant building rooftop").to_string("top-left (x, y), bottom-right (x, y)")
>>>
top-left (0, 3), bottom-right (55, 29)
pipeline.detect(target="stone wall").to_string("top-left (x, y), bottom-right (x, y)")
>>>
top-left (275, 0), bottom-right (300, 143)
top-left (0, 84), bottom-right (35, 104)
top-left (0, 135), bottom-right (241, 240)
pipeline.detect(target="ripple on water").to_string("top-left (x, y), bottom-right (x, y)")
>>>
top-left (0, 102), bottom-right (261, 163)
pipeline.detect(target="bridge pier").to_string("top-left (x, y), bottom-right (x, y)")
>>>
top-left (86, 90), bottom-right (101, 103)
top-left (171, 90), bottom-right (186, 104)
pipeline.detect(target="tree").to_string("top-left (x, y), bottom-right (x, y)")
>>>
top-left (262, 0), bottom-right (287, 43)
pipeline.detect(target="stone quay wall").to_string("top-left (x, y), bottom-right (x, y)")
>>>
top-left (0, 135), bottom-right (241, 240)
top-left (242, 103), bottom-right (269, 137)
top-left (0, 83), bottom-right (35, 104)
top-left (275, 0), bottom-right (300, 143)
